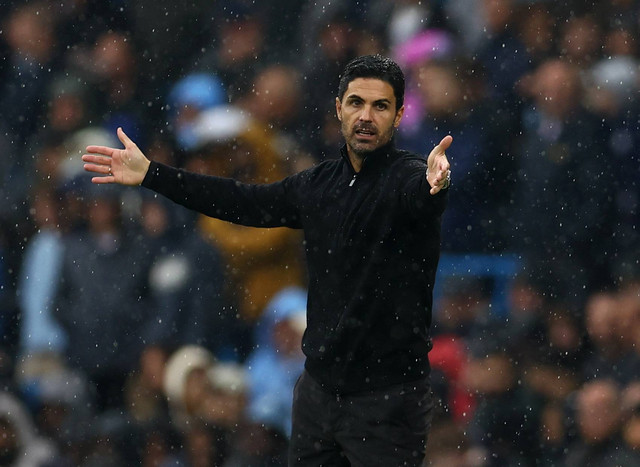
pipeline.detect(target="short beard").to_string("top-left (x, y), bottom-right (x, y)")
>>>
top-left (343, 125), bottom-right (395, 159)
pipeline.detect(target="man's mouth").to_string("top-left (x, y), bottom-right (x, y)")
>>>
top-left (354, 127), bottom-right (377, 139)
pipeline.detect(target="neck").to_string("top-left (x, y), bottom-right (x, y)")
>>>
top-left (345, 138), bottom-right (394, 173)
top-left (348, 149), bottom-right (364, 173)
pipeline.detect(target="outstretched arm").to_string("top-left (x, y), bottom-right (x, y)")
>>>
top-left (426, 135), bottom-right (452, 195)
top-left (82, 127), bottom-right (151, 185)
top-left (83, 127), bottom-right (302, 228)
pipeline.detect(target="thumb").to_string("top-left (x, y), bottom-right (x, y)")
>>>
top-left (434, 135), bottom-right (453, 155)
top-left (117, 127), bottom-right (134, 148)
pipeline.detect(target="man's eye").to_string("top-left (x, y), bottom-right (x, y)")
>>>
top-left (376, 103), bottom-right (388, 110)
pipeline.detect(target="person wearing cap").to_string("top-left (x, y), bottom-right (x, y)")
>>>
top-left (82, 54), bottom-right (451, 466)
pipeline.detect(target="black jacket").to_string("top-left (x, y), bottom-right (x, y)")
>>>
top-left (142, 141), bottom-right (448, 393)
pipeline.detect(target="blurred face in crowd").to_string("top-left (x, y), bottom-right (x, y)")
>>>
top-left (576, 380), bottom-right (621, 443)
top-left (585, 292), bottom-right (619, 347)
top-left (336, 78), bottom-right (404, 160)
top-left (273, 317), bottom-right (305, 359)
top-left (560, 16), bottom-right (602, 65)
top-left (92, 31), bottom-right (135, 82)
top-left (482, 0), bottom-right (513, 33)
top-left (623, 406), bottom-right (640, 449)
top-left (249, 65), bottom-right (301, 126)
top-left (417, 62), bottom-right (463, 119)
top-left (463, 354), bottom-right (515, 395)
top-left (533, 59), bottom-right (581, 118)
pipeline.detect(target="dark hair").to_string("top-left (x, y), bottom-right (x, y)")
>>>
top-left (338, 54), bottom-right (405, 110)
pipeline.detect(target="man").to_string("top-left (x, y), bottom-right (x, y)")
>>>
top-left (83, 55), bottom-right (451, 465)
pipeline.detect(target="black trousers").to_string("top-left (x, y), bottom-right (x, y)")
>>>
top-left (289, 370), bottom-right (434, 467)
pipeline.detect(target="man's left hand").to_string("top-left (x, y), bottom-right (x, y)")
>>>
top-left (426, 135), bottom-right (452, 195)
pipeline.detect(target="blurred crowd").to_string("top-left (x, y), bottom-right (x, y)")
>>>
top-left (0, 0), bottom-right (639, 465)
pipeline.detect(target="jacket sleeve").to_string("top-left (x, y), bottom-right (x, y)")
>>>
top-left (400, 158), bottom-right (448, 221)
top-left (141, 161), bottom-right (302, 228)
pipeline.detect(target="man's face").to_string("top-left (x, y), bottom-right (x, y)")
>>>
top-left (336, 78), bottom-right (404, 158)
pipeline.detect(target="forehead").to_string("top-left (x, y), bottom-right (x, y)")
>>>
top-left (343, 78), bottom-right (396, 104)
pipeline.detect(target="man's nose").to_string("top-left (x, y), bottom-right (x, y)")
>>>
top-left (359, 105), bottom-right (372, 121)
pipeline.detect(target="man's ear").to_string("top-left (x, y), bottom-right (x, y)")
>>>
top-left (394, 105), bottom-right (405, 128)
top-left (335, 97), bottom-right (342, 122)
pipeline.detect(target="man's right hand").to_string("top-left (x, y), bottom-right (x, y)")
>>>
top-left (82, 127), bottom-right (151, 186)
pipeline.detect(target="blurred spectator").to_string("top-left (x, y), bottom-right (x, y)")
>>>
top-left (138, 422), bottom-right (183, 467)
top-left (621, 382), bottom-right (640, 459)
top-left (191, 107), bottom-right (306, 322)
top-left (244, 287), bottom-right (306, 437)
top-left (16, 186), bottom-right (67, 358)
top-left (0, 391), bottom-right (59, 466)
top-left (297, 4), bottom-right (363, 160)
top-left (162, 345), bottom-right (246, 435)
top-left (588, 28), bottom-right (638, 118)
top-left (563, 379), bottom-right (632, 466)
top-left (139, 192), bottom-right (250, 360)
top-left (15, 186), bottom-right (69, 414)
top-left (586, 26), bottom-right (640, 280)
top-left (430, 276), bottom-right (510, 424)
top-left (216, 287), bottom-right (307, 467)
top-left (398, 58), bottom-right (501, 252)
top-left (392, 29), bottom-right (455, 131)
top-left (36, 75), bottom-right (92, 147)
top-left (123, 344), bottom-right (171, 427)
top-left (432, 276), bottom-right (494, 342)
top-left (463, 342), bottom-right (541, 465)
top-left (424, 419), bottom-right (475, 467)
top-left (513, 58), bottom-right (615, 301)
top-left (127, 0), bottom-right (215, 101)
top-left (166, 72), bottom-right (227, 151)
top-left (475, 0), bottom-right (532, 107)
top-left (503, 275), bottom-right (546, 347)
top-left (237, 63), bottom-right (316, 166)
top-left (194, 3), bottom-right (271, 103)
top-left (515, 2), bottom-right (556, 66)
top-left (582, 291), bottom-right (640, 385)
top-left (222, 422), bottom-right (288, 467)
top-left (53, 182), bottom-right (155, 411)
top-left (181, 421), bottom-right (228, 467)
top-left (0, 2), bottom-right (60, 218)
top-left (558, 15), bottom-right (604, 68)
top-left (18, 364), bottom-right (93, 465)
top-left (0, 1), bottom-right (58, 148)
top-left (442, 0), bottom-right (484, 53)
top-left (536, 400), bottom-right (569, 466)
top-left (366, 0), bottom-right (434, 50)
top-left (87, 30), bottom-right (149, 144)
top-left (522, 305), bottom-right (584, 401)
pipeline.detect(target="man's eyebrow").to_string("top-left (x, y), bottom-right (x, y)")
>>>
top-left (345, 94), bottom-right (392, 105)
top-left (373, 98), bottom-right (392, 105)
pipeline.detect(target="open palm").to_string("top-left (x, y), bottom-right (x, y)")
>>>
top-left (82, 127), bottom-right (151, 186)
top-left (426, 135), bottom-right (452, 195)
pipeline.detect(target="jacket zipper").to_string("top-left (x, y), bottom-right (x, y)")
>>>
top-left (349, 174), bottom-right (357, 187)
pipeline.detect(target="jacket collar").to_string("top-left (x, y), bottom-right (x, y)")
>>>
top-left (340, 139), bottom-right (398, 172)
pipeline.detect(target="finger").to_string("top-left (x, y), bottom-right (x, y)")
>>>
top-left (86, 145), bottom-right (115, 156)
top-left (90, 175), bottom-right (114, 184)
top-left (84, 162), bottom-right (112, 175)
top-left (83, 163), bottom-right (103, 174)
top-left (82, 154), bottom-right (113, 165)
top-left (433, 135), bottom-right (453, 155)
top-left (437, 160), bottom-right (450, 173)
top-left (117, 127), bottom-right (133, 148)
